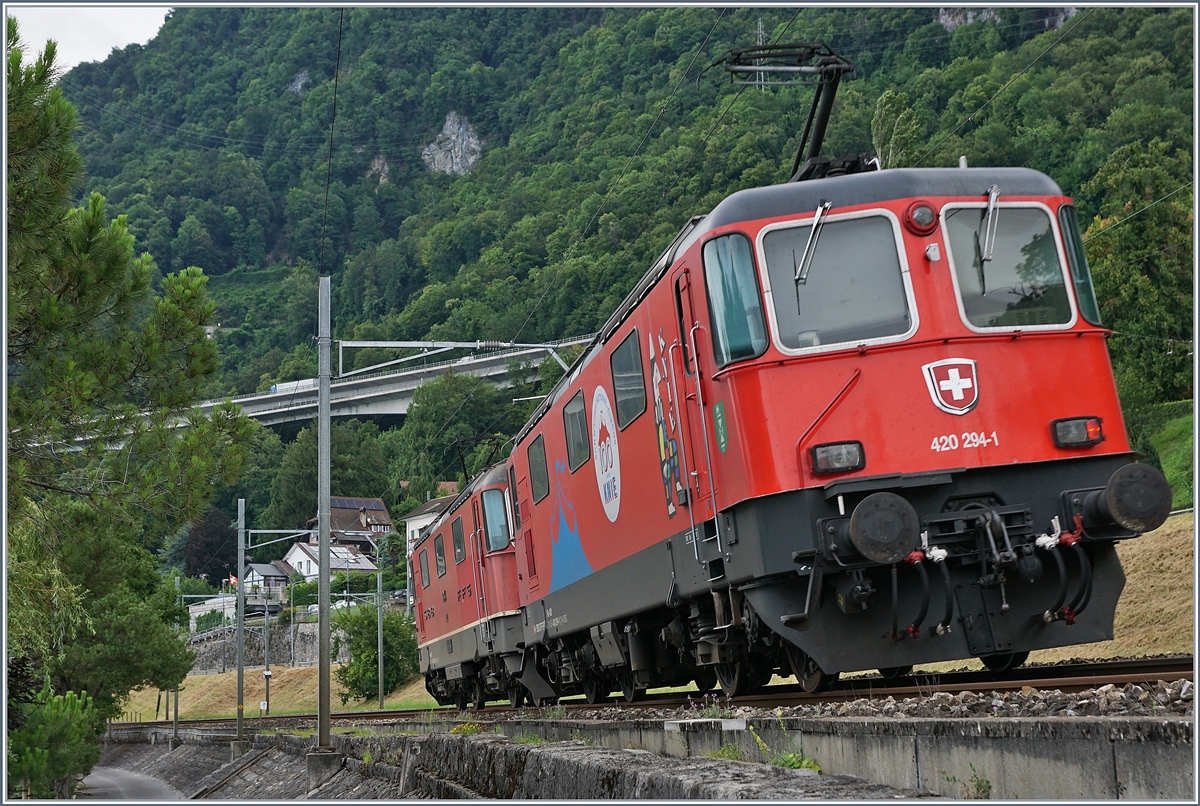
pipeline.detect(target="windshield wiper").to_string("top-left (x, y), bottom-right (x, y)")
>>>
top-left (974, 185), bottom-right (1001, 295)
top-left (794, 200), bottom-right (833, 311)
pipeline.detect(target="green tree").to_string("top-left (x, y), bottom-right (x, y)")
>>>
top-left (1083, 138), bottom-right (1193, 410)
top-left (6, 16), bottom-right (251, 717)
top-left (7, 679), bottom-right (101, 798)
top-left (389, 369), bottom-right (518, 500)
top-left (332, 605), bottom-right (419, 704)
top-left (262, 419), bottom-right (390, 530)
top-left (871, 89), bottom-right (921, 168)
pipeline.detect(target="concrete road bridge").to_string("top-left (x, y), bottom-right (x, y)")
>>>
top-left (195, 335), bottom-right (593, 427)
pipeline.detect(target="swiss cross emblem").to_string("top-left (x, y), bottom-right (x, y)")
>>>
top-left (922, 358), bottom-right (979, 415)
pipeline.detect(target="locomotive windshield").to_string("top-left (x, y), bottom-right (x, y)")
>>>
top-left (943, 205), bottom-right (1073, 329)
top-left (760, 214), bottom-right (912, 350)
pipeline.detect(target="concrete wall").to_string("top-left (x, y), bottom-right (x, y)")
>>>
top-left (188, 622), bottom-right (348, 674)
top-left (489, 715), bottom-right (1193, 800)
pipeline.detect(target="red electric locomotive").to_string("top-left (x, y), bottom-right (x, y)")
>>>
top-left (412, 45), bottom-right (1171, 707)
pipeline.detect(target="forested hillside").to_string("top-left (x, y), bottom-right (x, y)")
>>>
top-left (52, 6), bottom-right (1193, 534)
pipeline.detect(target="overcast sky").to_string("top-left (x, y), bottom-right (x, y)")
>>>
top-left (6, 5), bottom-right (171, 73)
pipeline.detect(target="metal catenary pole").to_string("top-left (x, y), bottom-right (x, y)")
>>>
top-left (236, 499), bottom-right (245, 740)
top-left (377, 561), bottom-right (384, 710)
top-left (317, 275), bottom-right (332, 748)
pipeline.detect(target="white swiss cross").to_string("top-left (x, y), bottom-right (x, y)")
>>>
top-left (922, 358), bottom-right (980, 415)
top-left (938, 368), bottom-right (973, 401)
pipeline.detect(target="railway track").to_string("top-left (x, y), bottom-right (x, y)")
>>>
top-left (113, 656), bottom-right (1191, 732)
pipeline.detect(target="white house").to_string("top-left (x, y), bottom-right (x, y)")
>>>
top-left (282, 541), bottom-right (378, 583)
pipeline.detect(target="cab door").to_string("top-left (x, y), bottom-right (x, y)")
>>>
top-left (671, 269), bottom-right (718, 524)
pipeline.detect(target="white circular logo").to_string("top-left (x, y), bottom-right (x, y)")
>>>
top-left (591, 385), bottom-right (621, 522)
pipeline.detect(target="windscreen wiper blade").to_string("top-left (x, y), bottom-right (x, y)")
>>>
top-left (794, 200), bottom-right (833, 312)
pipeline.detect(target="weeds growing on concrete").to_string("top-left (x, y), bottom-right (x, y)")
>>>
top-left (569, 730), bottom-right (594, 746)
top-left (687, 692), bottom-right (734, 719)
top-left (449, 722), bottom-right (484, 735)
top-left (513, 733), bottom-right (545, 745)
top-left (939, 764), bottom-right (992, 799)
top-left (704, 743), bottom-right (746, 761)
top-left (749, 724), bottom-right (821, 773)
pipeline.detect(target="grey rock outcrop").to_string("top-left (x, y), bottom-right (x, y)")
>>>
top-left (421, 111), bottom-right (482, 176)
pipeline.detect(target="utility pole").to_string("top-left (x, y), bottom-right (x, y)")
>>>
top-left (264, 594), bottom-right (271, 715)
top-left (173, 576), bottom-right (180, 744)
top-left (317, 275), bottom-right (332, 749)
top-left (236, 499), bottom-right (245, 741)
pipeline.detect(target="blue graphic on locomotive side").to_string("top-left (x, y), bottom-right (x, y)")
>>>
top-left (549, 459), bottom-right (593, 593)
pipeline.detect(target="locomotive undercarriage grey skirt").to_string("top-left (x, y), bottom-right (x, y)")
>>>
top-left (740, 544), bottom-right (1122, 674)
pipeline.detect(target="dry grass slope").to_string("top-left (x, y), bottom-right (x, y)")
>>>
top-left (123, 515), bottom-right (1193, 718)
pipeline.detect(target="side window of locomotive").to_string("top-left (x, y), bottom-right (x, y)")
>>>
top-left (563, 390), bottom-right (590, 472)
top-left (508, 466), bottom-right (521, 528)
top-left (702, 233), bottom-right (768, 366)
top-left (609, 329), bottom-right (646, 428)
top-left (528, 435), bottom-right (549, 503)
top-left (1058, 205), bottom-right (1102, 325)
top-left (419, 550), bottom-right (430, 589)
top-left (761, 215), bottom-right (911, 349)
top-left (481, 489), bottom-right (510, 552)
top-left (944, 206), bottom-right (1072, 328)
top-left (451, 517), bottom-right (465, 563)
top-left (434, 535), bottom-right (447, 577)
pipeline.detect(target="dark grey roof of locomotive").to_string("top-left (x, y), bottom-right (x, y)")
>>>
top-left (513, 167), bottom-right (1064, 445)
top-left (677, 167), bottom-right (1064, 255)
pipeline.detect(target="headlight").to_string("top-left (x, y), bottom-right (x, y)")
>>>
top-left (811, 441), bottom-right (865, 474)
top-left (1051, 416), bottom-right (1104, 448)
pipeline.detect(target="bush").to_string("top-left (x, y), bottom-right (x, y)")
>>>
top-left (194, 609), bottom-right (227, 632)
top-left (1150, 413), bottom-right (1193, 509)
top-left (332, 605), bottom-right (419, 704)
top-left (7, 680), bottom-right (101, 798)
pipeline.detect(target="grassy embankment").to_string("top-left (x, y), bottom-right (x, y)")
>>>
top-left (125, 514), bottom-right (1193, 719)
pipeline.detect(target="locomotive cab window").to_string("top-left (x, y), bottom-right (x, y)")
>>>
top-left (434, 535), bottom-right (447, 577)
top-left (609, 329), bottom-right (646, 428)
top-left (1058, 205), bottom-right (1101, 325)
top-left (451, 517), bottom-right (465, 563)
top-left (702, 233), bottom-right (768, 366)
top-left (760, 213), bottom-right (913, 351)
top-left (528, 434), bottom-right (549, 503)
top-left (481, 489), bottom-right (510, 552)
top-left (563, 390), bottom-right (590, 472)
top-left (419, 549), bottom-right (430, 589)
top-left (943, 204), bottom-right (1074, 329)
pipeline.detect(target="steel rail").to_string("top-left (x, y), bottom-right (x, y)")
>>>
top-left (114, 656), bottom-right (1191, 730)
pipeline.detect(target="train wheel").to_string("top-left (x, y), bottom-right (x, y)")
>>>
top-left (453, 687), bottom-right (469, 711)
top-left (785, 644), bottom-right (838, 693)
top-left (715, 662), bottom-right (749, 697)
top-left (693, 667), bottom-right (717, 695)
top-left (618, 671), bottom-right (643, 703)
top-left (508, 685), bottom-right (525, 709)
top-left (469, 678), bottom-right (487, 711)
top-left (583, 675), bottom-right (610, 705)
top-left (980, 651), bottom-right (1029, 673)
top-left (878, 665), bottom-right (913, 680)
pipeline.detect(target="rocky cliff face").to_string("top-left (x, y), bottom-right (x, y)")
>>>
top-left (421, 111), bottom-right (482, 176)
top-left (938, 7), bottom-right (1075, 32)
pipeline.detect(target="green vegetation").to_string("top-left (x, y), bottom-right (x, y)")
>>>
top-left (705, 743), bottom-right (746, 761)
top-left (512, 732), bottom-right (546, 745)
top-left (449, 722), bottom-right (485, 735)
top-left (194, 609), bottom-right (228, 632)
top-left (332, 602), bottom-right (420, 704)
top-left (940, 764), bottom-right (993, 799)
top-left (7, 678), bottom-right (101, 798)
top-left (1150, 413), bottom-right (1194, 509)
